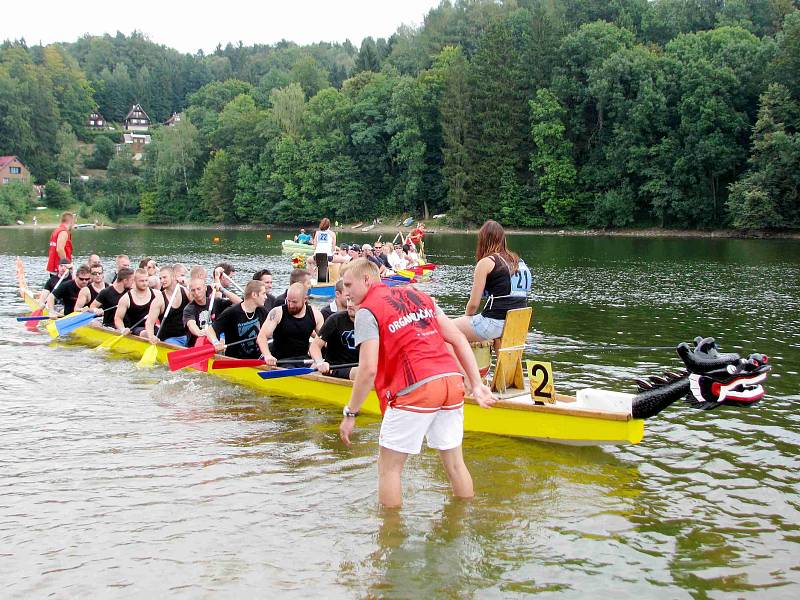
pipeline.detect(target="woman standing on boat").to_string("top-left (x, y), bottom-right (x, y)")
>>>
top-left (453, 220), bottom-right (531, 342)
top-left (313, 218), bottom-right (336, 283)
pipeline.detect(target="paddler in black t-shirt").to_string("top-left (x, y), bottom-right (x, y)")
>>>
top-left (89, 267), bottom-right (134, 327)
top-left (205, 280), bottom-right (270, 360)
top-left (309, 298), bottom-right (359, 380)
top-left (114, 268), bottom-right (156, 336)
top-left (257, 282), bottom-right (325, 365)
top-left (46, 264), bottom-right (92, 315)
top-left (320, 279), bottom-right (347, 321)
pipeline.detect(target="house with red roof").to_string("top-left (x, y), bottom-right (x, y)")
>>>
top-left (0, 156), bottom-right (30, 185)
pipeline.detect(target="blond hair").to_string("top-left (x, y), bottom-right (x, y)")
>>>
top-left (341, 258), bottom-right (380, 281)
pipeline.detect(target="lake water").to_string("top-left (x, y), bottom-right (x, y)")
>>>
top-left (1, 227), bottom-right (799, 598)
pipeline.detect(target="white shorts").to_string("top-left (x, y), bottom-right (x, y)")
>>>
top-left (378, 406), bottom-right (464, 455)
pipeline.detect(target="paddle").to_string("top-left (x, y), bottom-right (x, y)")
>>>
top-left (167, 337), bottom-right (255, 372)
top-left (45, 311), bottom-right (98, 338)
top-left (96, 314), bottom-right (149, 351)
top-left (212, 357), bottom-right (321, 370)
top-left (190, 281), bottom-right (220, 372)
top-left (137, 284), bottom-right (182, 368)
top-left (221, 273), bottom-right (245, 294)
top-left (257, 362), bottom-right (359, 380)
top-left (26, 269), bottom-right (70, 331)
top-left (17, 315), bottom-right (56, 322)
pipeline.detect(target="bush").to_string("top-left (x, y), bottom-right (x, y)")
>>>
top-left (0, 182), bottom-right (34, 225)
top-left (43, 180), bottom-right (72, 209)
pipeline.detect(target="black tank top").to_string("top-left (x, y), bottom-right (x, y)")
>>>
top-left (481, 254), bottom-right (527, 320)
top-left (88, 282), bottom-right (105, 304)
top-left (158, 288), bottom-right (190, 339)
top-left (272, 303), bottom-right (316, 359)
top-left (125, 289), bottom-right (155, 328)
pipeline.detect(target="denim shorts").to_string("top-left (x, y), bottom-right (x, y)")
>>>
top-left (470, 313), bottom-right (505, 341)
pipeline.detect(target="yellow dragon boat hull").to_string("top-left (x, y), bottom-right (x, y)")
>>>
top-left (65, 323), bottom-right (644, 446)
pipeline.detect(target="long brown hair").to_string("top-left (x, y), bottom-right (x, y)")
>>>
top-left (319, 218), bottom-right (330, 231)
top-left (476, 220), bottom-right (519, 273)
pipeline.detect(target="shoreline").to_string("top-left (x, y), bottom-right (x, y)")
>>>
top-left (3, 222), bottom-right (799, 240)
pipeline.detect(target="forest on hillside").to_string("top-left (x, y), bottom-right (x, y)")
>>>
top-left (1, 0), bottom-right (799, 230)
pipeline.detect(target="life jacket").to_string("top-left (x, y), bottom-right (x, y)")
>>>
top-left (359, 283), bottom-right (459, 413)
top-left (46, 224), bottom-right (73, 273)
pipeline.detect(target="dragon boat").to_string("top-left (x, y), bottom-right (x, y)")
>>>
top-left (15, 261), bottom-right (771, 446)
top-left (281, 240), bottom-right (315, 254)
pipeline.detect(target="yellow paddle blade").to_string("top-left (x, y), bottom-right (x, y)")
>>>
top-left (136, 344), bottom-right (158, 369)
top-left (46, 320), bottom-right (59, 338)
top-left (97, 332), bottom-right (122, 350)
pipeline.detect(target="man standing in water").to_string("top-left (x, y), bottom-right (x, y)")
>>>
top-left (339, 259), bottom-right (496, 508)
top-left (45, 211), bottom-right (74, 276)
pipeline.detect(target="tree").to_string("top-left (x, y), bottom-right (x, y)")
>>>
top-left (198, 149), bottom-right (236, 222)
top-left (55, 123), bottom-right (81, 183)
top-left (270, 83), bottom-right (306, 138)
top-left (44, 179), bottom-right (72, 209)
top-left (728, 84), bottom-right (800, 229)
top-left (86, 136), bottom-right (115, 169)
top-left (529, 88), bottom-right (576, 225)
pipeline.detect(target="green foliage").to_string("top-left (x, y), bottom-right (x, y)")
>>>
top-left (2, 1), bottom-right (800, 229)
top-left (0, 181), bottom-right (33, 225)
top-left (44, 180), bottom-right (72, 209)
top-left (86, 136), bottom-right (115, 169)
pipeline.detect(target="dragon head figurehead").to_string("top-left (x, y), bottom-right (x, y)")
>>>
top-left (630, 336), bottom-right (771, 419)
top-left (679, 336), bottom-right (771, 410)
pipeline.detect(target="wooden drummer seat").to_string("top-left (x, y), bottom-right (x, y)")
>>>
top-left (490, 307), bottom-right (533, 394)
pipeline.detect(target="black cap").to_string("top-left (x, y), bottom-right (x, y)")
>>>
top-left (340, 244), bottom-right (350, 251)
top-left (59, 258), bottom-right (70, 265)
top-left (350, 244), bottom-right (361, 252)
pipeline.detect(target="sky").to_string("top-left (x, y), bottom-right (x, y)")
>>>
top-left (1, 0), bottom-right (443, 53)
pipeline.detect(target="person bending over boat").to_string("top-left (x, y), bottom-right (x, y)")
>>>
top-left (313, 218), bottom-right (336, 283)
top-left (453, 220), bottom-right (532, 343)
top-left (257, 283), bottom-right (324, 365)
top-left (144, 266), bottom-right (191, 346)
top-left (309, 298), bottom-right (359, 380)
top-left (73, 262), bottom-right (107, 311)
top-left (89, 267), bottom-right (134, 327)
top-left (338, 259), bottom-right (495, 508)
top-left (206, 280), bottom-right (270, 360)
top-left (47, 264), bottom-right (91, 315)
top-left (321, 280), bottom-right (347, 321)
top-left (114, 268), bottom-right (157, 337)
top-left (182, 277), bottom-right (236, 347)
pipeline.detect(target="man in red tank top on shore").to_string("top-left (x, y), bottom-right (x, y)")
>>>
top-left (45, 212), bottom-right (74, 275)
top-left (339, 259), bottom-right (496, 508)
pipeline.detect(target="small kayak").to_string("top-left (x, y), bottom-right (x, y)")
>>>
top-left (309, 283), bottom-right (336, 298)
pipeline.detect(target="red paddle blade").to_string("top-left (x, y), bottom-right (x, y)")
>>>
top-left (211, 359), bottom-right (265, 370)
top-left (167, 343), bottom-right (215, 371)
top-left (26, 308), bottom-right (43, 331)
top-left (191, 336), bottom-right (210, 372)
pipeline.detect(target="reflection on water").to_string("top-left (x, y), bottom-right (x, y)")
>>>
top-left (0, 229), bottom-right (799, 597)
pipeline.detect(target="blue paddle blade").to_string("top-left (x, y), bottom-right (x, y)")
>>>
top-left (55, 312), bottom-right (96, 336)
top-left (257, 367), bottom-right (315, 379)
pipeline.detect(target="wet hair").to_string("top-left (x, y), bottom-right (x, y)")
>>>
top-left (289, 269), bottom-right (310, 284)
top-left (319, 218), bottom-right (330, 231)
top-left (139, 257), bottom-right (153, 269)
top-left (76, 264), bottom-right (91, 277)
top-left (252, 269), bottom-right (272, 281)
top-left (476, 220), bottom-right (519, 273)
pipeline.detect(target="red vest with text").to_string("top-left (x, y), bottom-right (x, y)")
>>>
top-left (359, 283), bottom-right (459, 412)
top-left (46, 224), bottom-right (72, 273)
